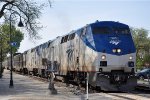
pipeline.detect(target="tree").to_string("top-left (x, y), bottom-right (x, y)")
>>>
top-left (0, 0), bottom-right (51, 39)
top-left (131, 27), bottom-right (150, 69)
top-left (0, 24), bottom-right (24, 61)
top-left (143, 55), bottom-right (150, 66)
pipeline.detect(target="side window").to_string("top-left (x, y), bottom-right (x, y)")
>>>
top-left (61, 35), bottom-right (69, 44)
top-left (64, 35), bottom-right (69, 42)
top-left (31, 49), bottom-right (34, 52)
top-left (48, 42), bottom-right (51, 47)
top-left (61, 37), bottom-right (64, 44)
top-left (24, 51), bottom-right (27, 54)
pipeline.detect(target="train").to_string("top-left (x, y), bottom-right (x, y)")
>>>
top-left (3, 21), bottom-right (137, 91)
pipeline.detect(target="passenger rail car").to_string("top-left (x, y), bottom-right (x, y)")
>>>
top-left (13, 53), bottom-right (23, 72)
top-left (5, 21), bottom-right (137, 91)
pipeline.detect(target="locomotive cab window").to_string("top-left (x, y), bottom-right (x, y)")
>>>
top-left (113, 27), bottom-right (130, 34)
top-left (92, 26), bottom-right (110, 34)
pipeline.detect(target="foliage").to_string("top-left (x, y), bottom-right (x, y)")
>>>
top-left (0, 0), bottom-right (51, 39)
top-left (143, 55), bottom-right (150, 67)
top-left (136, 55), bottom-right (144, 70)
top-left (0, 24), bottom-right (24, 61)
top-left (131, 27), bottom-right (150, 69)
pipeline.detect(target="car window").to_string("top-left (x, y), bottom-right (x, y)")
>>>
top-left (148, 69), bottom-right (150, 73)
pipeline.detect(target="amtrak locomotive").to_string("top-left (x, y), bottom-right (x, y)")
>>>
top-left (4, 21), bottom-right (137, 91)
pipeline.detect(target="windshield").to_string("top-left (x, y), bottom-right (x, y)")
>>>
top-left (141, 69), bottom-right (149, 72)
top-left (92, 26), bottom-right (110, 34)
top-left (113, 27), bottom-right (130, 34)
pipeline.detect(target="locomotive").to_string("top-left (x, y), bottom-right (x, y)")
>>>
top-left (4, 21), bottom-right (137, 91)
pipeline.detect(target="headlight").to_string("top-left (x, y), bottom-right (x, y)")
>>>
top-left (101, 55), bottom-right (106, 60)
top-left (112, 49), bottom-right (116, 53)
top-left (117, 49), bottom-right (121, 53)
top-left (129, 56), bottom-right (133, 60)
top-left (99, 68), bottom-right (103, 72)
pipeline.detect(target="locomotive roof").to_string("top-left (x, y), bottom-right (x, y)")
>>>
top-left (90, 21), bottom-right (129, 28)
top-left (22, 21), bottom-right (128, 54)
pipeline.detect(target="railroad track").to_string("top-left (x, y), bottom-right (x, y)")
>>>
top-left (16, 72), bottom-right (150, 95)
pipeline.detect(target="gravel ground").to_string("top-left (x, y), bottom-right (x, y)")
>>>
top-left (0, 70), bottom-right (150, 100)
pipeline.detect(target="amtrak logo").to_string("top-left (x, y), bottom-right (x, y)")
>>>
top-left (66, 49), bottom-right (74, 61)
top-left (66, 44), bottom-right (74, 61)
top-left (109, 37), bottom-right (121, 45)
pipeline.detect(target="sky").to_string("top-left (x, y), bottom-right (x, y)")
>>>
top-left (18, 0), bottom-right (150, 52)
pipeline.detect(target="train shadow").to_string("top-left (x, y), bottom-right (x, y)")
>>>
top-left (135, 87), bottom-right (150, 93)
